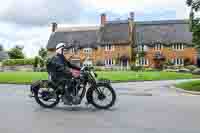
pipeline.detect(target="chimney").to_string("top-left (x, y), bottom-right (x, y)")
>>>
top-left (129, 12), bottom-right (134, 21)
top-left (101, 13), bottom-right (106, 25)
top-left (51, 22), bottom-right (57, 32)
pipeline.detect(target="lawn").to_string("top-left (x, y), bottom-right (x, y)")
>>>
top-left (0, 71), bottom-right (199, 84)
top-left (176, 80), bottom-right (200, 92)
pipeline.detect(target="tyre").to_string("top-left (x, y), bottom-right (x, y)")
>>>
top-left (33, 83), bottom-right (60, 108)
top-left (87, 84), bottom-right (116, 109)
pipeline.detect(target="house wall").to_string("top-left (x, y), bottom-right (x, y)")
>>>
top-left (47, 43), bottom-right (133, 66)
top-left (95, 44), bottom-right (132, 65)
top-left (143, 47), bottom-right (197, 67)
top-left (47, 45), bottom-right (197, 68)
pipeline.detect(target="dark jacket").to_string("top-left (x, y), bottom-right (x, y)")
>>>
top-left (47, 53), bottom-right (80, 80)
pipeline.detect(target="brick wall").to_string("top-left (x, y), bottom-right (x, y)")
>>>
top-left (57, 43), bottom-right (133, 66)
top-left (94, 44), bottom-right (132, 65)
top-left (144, 47), bottom-right (197, 67)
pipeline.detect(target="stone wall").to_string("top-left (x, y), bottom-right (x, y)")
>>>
top-left (1, 65), bottom-right (34, 72)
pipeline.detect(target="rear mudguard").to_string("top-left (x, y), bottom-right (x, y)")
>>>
top-left (30, 80), bottom-right (48, 94)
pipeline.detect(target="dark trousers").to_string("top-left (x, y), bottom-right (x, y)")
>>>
top-left (52, 77), bottom-right (73, 100)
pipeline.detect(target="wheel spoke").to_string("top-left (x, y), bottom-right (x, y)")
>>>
top-left (36, 87), bottom-right (58, 106)
top-left (92, 86), bottom-right (113, 107)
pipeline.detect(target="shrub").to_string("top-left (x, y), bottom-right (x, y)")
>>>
top-left (94, 66), bottom-right (103, 71)
top-left (184, 58), bottom-right (192, 66)
top-left (95, 60), bottom-right (104, 66)
top-left (144, 68), bottom-right (157, 72)
top-left (192, 69), bottom-right (200, 75)
top-left (185, 65), bottom-right (198, 72)
top-left (163, 69), bottom-right (179, 72)
top-left (130, 64), bottom-right (144, 71)
top-left (163, 60), bottom-right (174, 69)
top-left (178, 68), bottom-right (191, 73)
top-left (33, 56), bottom-right (40, 68)
top-left (167, 65), bottom-right (181, 70)
top-left (2, 59), bottom-right (34, 66)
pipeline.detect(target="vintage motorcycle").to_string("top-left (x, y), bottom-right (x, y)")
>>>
top-left (30, 45), bottom-right (116, 109)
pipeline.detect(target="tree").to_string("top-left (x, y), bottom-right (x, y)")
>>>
top-left (186, 0), bottom-right (200, 56)
top-left (187, 0), bottom-right (200, 12)
top-left (8, 45), bottom-right (25, 59)
top-left (38, 47), bottom-right (47, 60)
top-left (0, 44), bottom-right (4, 51)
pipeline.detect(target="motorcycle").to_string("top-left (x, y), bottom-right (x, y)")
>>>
top-left (30, 66), bottom-right (116, 109)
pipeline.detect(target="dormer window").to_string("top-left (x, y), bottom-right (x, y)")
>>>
top-left (137, 44), bottom-right (148, 52)
top-left (84, 48), bottom-right (92, 53)
top-left (172, 43), bottom-right (184, 50)
top-left (154, 43), bottom-right (163, 51)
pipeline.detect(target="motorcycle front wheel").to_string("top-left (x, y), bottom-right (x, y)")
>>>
top-left (87, 84), bottom-right (116, 109)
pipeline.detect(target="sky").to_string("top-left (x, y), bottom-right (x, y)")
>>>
top-left (0, 0), bottom-right (191, 57)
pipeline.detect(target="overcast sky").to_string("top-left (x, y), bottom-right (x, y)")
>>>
top-left (0, 0), bottom-right (190, 57)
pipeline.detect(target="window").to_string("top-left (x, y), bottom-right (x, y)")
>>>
top-left (137, 57), bottom-right (149, 66)
top-left (137, 44), bottom-right (148, 52)
top-left (172, 43), bottom-right (184, 50)
top-left (172, 58), bottom-right (184, 66)
top-left (154, 43), bottom-right (163, 50)
top-left (84, 48), bottom-right (92, 53)
top-left (104, 59), bottom-right (114, 66)
top-left (71, 48), bottom-right (75, 53)
top-left (138, 45), bottom-right (144, 52)
top-left (105, 44), bottom-right (114, 51)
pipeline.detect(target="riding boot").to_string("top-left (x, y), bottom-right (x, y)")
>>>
top-left (63, 81), bottom-right (73, 105)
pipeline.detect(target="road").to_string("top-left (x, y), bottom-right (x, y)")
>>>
top-left (0, 80), bottom-right (200, 133)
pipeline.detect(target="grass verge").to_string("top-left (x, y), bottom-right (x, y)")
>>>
top-left (176, 80), bottom-right (200, 92)
top-left (0, 71), bottom-right (199, 84)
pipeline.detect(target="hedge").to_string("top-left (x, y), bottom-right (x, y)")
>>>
top-left (2, 59), bottom-right (35, 66)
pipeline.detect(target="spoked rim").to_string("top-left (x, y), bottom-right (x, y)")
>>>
top-left (92, 86), bottom-right (114, 107)
top-left (36, 87), bottom-right (58, 106)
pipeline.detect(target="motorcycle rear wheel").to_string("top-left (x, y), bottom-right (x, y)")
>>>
top-left (34, 84), bottom-right (60, 108)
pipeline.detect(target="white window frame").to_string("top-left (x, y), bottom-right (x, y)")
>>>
top-left (172, 58), bottom-right (184, 66)
top-left (104, 59), bottom-right (114, 66)
top-left (154, 43), bottom-right (163, 51)
top-left (137, 57), bottom-right (149, 66)
top-left (105, 44), bottom-right (114, 51)
top-left (172, 43), bottom-right (184, 51)
top-left (83, 48), bottom-right (92, 54)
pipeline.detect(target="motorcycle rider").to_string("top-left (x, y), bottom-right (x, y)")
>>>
top-left (47, 43), bottom-right (80, 105)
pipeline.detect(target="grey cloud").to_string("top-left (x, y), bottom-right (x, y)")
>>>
top-left (0, 0), bottom-right (84, 26)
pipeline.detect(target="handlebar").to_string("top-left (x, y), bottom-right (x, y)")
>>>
top-left (81, 66), bottom-right (94, 71)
